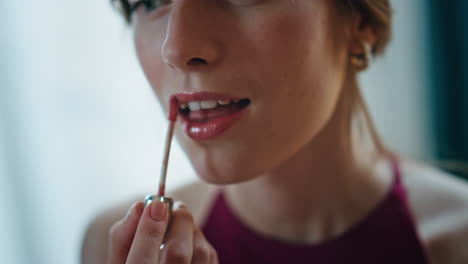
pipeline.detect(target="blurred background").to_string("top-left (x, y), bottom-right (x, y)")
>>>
top-left (0, 0), bottom-right (466, 263)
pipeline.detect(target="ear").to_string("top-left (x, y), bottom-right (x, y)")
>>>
top-left (349, 14), bottom-right (378, 55)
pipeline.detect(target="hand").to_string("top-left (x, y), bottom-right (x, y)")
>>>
top-left (107, 200), bottom-right (218, 264)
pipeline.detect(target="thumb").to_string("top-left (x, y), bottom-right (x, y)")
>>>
top-left (126, 200), bottom-right (169, 264)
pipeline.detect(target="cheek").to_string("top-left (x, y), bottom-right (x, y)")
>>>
top-left (246, 7), bottom-right (341, 136)
top-left (221, 4), bottom-right (343, 177)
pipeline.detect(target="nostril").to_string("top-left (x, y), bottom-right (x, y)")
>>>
top-left (187, 57), bottom-right (208, 66)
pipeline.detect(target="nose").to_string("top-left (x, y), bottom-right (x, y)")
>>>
top-left (162, 1), bottom-right (221, 71)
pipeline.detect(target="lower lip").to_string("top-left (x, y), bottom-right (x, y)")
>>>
top-left (180, 106), bottom-right (249, 140)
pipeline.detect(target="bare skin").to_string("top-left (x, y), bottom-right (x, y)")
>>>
top-left (81, 0), bottom-right (468, 263)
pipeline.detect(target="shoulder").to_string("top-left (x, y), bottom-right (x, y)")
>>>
top-left (80, 180), bottom-right (219, 264)
top-left (399, 157), bottom-right (468, 264)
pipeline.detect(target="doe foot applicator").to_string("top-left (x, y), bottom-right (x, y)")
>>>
top-left (143, 96), bottom-right (179, 245)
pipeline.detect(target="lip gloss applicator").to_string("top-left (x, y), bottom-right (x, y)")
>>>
top-left (143, 96), bottom-right (179, 227)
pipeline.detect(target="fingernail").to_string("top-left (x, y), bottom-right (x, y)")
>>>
top-left (125, 203), bottom-right (137, 221)
top-left (125, 202), bottom-right (144, 223)
top-left (150, 201), bottom-right (167, 222)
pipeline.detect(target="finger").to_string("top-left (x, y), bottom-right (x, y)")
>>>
top-left (191, 228), bottom-right (214, 264)
top-left (107, 201), bottom-right (144, 264)
top-left (159, 202), bottom-right (194, 264)
top-left (126, 200), bottom-right (169, 264)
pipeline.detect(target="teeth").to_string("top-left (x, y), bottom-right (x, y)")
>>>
top-left (181, 98), bottom-right (245, 111)
top-left (188, 101), bottom-right (201, 111)
top-left (179, 102), bottom-right (188, 110)
top-left (200, 100), bottom-right (218, 109)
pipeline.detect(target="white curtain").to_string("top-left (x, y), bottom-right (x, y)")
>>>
top-left (0, 0), bottom-right (431, 263)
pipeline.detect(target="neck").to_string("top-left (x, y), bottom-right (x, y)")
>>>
top-left (224, 89), bottom-right (393, 244)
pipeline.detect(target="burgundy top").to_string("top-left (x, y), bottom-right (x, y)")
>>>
top-left (201, 158), bottom-right (430, 263)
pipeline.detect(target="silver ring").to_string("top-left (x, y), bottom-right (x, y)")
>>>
top-left (144, 194), bottom-right (174, 208)
top-left (143, 194), bottom-right (174, 248)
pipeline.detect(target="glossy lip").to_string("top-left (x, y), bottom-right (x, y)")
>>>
top-left (172, 91), bottom-right (251, 140)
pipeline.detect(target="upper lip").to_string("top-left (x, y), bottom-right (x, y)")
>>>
top-left (172, 91), bottom-right (246, 102)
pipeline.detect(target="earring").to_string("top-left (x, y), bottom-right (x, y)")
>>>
top-left (350, 41), bottom-right (373, 71)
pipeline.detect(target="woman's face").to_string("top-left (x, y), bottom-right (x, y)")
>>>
top-left (132, 0), bottom-right (349, 184)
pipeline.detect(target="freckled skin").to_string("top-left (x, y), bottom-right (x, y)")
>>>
top-left (132, 0), bottom-right (349, 184)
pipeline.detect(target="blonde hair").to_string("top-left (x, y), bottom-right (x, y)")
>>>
top-left (337, 0), bottom-right (392, 55)
top-left (336, 0), bottom-right (395, 161)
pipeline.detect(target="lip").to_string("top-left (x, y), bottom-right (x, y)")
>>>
top-left (172, 91), bottom-right (250, 140)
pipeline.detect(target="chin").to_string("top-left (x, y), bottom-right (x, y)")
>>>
top-left (193, 168), bottom-right (249, 185)
top-left (190, 159), bottom-right (260, 186)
